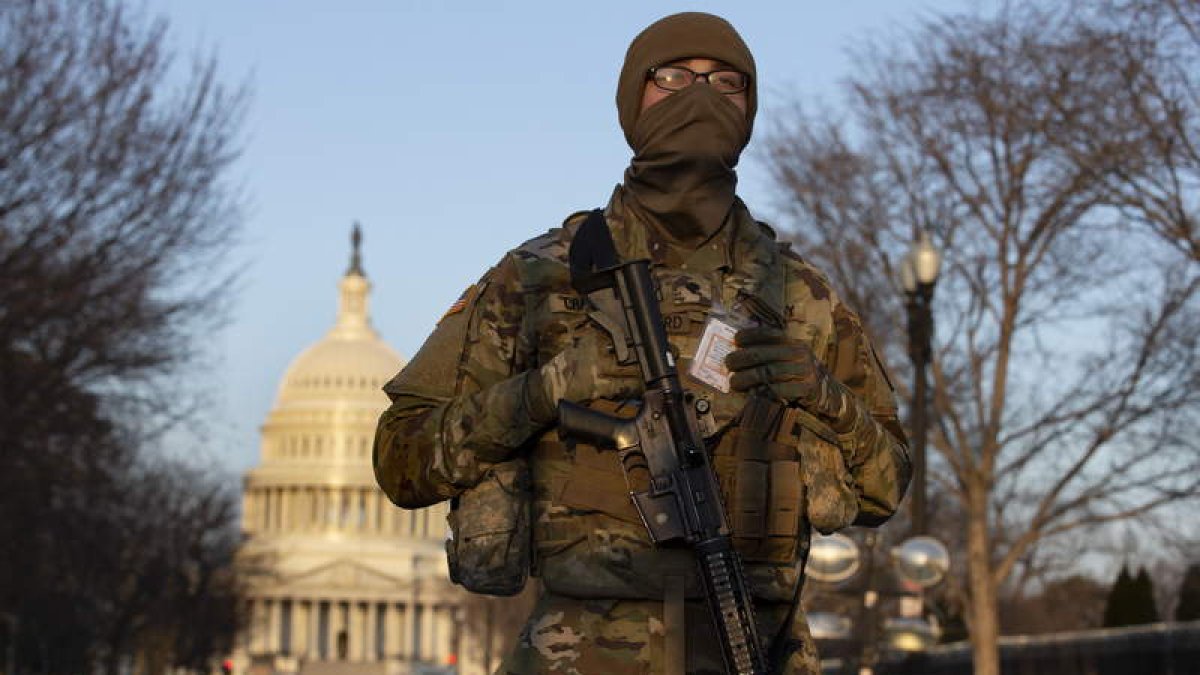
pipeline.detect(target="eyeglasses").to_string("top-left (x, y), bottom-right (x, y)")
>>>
top-left (647, 65), bottom-right (750, 95)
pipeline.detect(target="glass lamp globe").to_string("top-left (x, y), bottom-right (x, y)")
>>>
top-left (900, 230), bottom-right (942, 292)
top-left (892, 536), bottom-right (951, 588)
top-left (807, 532), bottom-right (861, 583)
top-left (884, 617), bottom-right (941, 652)
top-left (807, 612), bottom-right (853, 641)
top-left (913, 231), bottom-right (942, 285)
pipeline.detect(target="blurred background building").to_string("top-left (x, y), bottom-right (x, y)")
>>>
top-left (232, 228), bottom-right (497, 675)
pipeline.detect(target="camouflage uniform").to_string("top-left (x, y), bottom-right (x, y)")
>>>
top-left (374, 187), bottom-right (910, 674)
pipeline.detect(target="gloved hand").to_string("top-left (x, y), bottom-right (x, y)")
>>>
top-left (725, 326), bottom-right (844, 417)
top-left (727, 325), bottom-right (885, 473)
top-left (526, 331), bottom-right (643, 424)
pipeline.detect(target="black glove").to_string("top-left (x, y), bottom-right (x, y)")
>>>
top-left (726, 326), bottom-right (898, 469)
top-left (725, 326), bottom-right (844, 419)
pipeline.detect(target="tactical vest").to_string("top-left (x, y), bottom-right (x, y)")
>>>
top-left (514, 222), bottom-right (859, 603)
top-left (441, 205), bottom-right (865, 603)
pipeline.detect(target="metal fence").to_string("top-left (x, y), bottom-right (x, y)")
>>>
top-left (877, 621), bottom-right (1200, 675)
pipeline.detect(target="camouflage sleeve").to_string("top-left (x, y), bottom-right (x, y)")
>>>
top-left (372, 253), bottom-right (548, 509)
top-left (826, 301), bottom-right (912, 526)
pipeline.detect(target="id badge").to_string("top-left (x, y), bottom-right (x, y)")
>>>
top-left (689, 315), bottom-right (739, 393)
top-left (688, 297), bottom-right (759, 393)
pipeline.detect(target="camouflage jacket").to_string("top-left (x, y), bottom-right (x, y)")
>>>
top-left (374, 187), bottom-right (910, 602)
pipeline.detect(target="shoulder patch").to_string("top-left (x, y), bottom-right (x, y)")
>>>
top-left (440, 283), bottom-right (480, 322)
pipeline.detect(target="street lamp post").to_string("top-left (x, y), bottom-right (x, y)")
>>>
top-left (899, 232), bottom-right (941, 536)
top-left (855, 532), bottom-right (881, 675)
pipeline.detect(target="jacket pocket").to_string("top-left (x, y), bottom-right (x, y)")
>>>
top-left (782, 408), bottom-right (859, 535)
top-left (445, 458), bottom-right (532, 596)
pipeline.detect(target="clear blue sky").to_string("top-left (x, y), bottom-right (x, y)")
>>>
top-left (149, 0), bottom-right (981, 472)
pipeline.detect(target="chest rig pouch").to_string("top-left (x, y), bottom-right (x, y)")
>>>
top-left (713, 394), bottom-right (860, 564)
top-left (445, 458), bottom-right (532, 596)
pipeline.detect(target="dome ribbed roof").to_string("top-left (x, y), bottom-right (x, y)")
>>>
top-left (273, 228), bottom-right (405, 409)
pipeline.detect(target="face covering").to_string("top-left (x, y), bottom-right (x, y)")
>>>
top-left (622, 83), bottom-right (748, 246)
top-left (614, 12), bottom-right (758, 247)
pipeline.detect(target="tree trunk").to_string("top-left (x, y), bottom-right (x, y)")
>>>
top-left (967, 485), bottom-right (1000, 675)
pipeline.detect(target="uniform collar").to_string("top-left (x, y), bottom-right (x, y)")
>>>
top-left (603, 184), bottom-right (747, 274)
top-left (598, 184), bottom-right (785, 327)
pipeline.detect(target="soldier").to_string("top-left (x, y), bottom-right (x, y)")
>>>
top-left (374, 12), bottom-right (910, 675)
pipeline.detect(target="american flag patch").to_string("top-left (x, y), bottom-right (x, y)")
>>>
top-left (441, 285), bottom-right (473, 321)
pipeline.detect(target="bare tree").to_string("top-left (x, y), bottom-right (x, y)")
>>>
top-left (0, 0), bottom-right (245, 431)
top-left (106, 460), bottom-right (250, 675)
top-left (0, 0), bottom-right (248, 671)
top-left (1074, 0), bottom-right (1200, 262)
top-left (762, 2), bottom-right (1200, 673)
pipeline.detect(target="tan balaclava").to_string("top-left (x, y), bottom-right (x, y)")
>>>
top-left (617, 12), bottom-right (757, 247)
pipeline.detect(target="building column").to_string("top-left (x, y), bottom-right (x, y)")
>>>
top-left (269, 598), bottom-right (282, 654)
top-left (381, 603), bottom-right (393, 659)
top-left (360, 601), bottom-right (371, 660)
top-left (314, 487), bottom-right (322, 529)
top-left (296, 488), bottom-right (308, 530)
top-left (334, 487), bottom-right (343, 529)
top-left (264, 489), bottom-right (273, 531)
top-left (349, 601), bottom-right (364, 661)
top-left (290, 597), bottom-right (305, 657)
top-left (312, 487), bottom-right (320, 530)
top-left (256, 490), bottom-right (266, 531)
top-left (421, 603), bottom-right (436, 663)
top-left (353, 489), bottom-right (363, 531)
top-left (309, 599), bottom-right (321, 660)
top-left (318, 488), bottom-right (329, 529)
top-left (294, 487), bottom-right (303, 531)
top-left (332, 489), bottom-right (344, 530)
top-left (405, 602), bottom-right (418, 660)
top-left (262, 485), bottom-right (272, 528)
top-left (388, 603), bottom-right (404, 660)
top-left (282, 488), bottom-right (292, 531)
top-left (436, 605), bottom-right (454, 665)
top-left (277, 488), bottom-right (286, 531)
top-left (301, 488), bottom-right (310, 530)
top-left (335, 601), bottom-right (349, 660)
top-left (261, 598), bottom-right (273, 653)
top-left (366, 602), bottom-right (378, 661)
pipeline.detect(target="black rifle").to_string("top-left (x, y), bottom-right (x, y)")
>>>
top-left (557, 210), bottom-right (767, 675)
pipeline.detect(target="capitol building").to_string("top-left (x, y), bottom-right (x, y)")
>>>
top-left (232, 228), bottom-right (521, 675)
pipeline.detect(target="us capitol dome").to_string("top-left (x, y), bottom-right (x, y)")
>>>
top-left (233, 226), bottom-right (505, 675)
